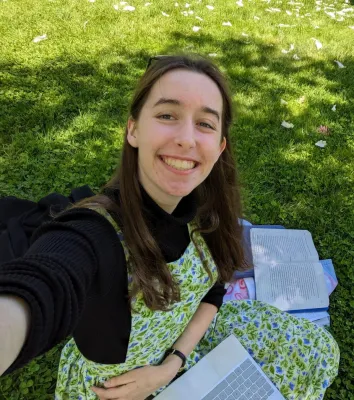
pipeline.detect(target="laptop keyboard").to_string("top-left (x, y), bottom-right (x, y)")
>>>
top-left (201, 359), bottom-right (275, 400)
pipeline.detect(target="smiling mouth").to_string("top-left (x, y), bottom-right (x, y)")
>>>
top-left (159, 156), bottom-right (198, 171)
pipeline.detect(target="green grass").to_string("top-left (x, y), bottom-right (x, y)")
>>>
top-left (0, 0), bottom-right (354, 398)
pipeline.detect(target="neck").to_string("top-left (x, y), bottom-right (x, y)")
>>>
top-left (139, 182), bottom-right (181, 214)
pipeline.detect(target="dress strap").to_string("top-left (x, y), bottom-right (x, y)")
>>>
top-left (84, 203), bottom-right (121, 233)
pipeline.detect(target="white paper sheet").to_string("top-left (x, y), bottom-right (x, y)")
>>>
top-left (251, 229), bottom-right (319, 264)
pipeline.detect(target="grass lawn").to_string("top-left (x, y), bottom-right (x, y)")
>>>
top-left (0, 0), bottom-right (353, 398)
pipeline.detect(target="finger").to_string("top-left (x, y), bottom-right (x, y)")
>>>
top-left (104, 369), bottom-right (140, 388)
top-left (92, 383), bottom-right (135, 399)
top-left (91, 387), bottom-right (116, 399)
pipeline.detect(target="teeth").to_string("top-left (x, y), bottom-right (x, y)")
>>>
top-left (161, 156), bottom-right (196, 170)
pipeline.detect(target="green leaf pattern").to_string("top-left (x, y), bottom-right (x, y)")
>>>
top-left (54, 207), bottom-right (340, 399)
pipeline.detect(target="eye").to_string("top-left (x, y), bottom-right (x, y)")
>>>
top-left (158, 114), bottom-right (174, 120)
top-left (200, 121), bottom-right (215, 130)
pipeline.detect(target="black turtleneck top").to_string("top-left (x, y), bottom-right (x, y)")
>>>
top-left (0, 187), bottom-right (226, 376)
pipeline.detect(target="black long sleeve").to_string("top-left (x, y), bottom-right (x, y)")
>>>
top-left (0, 208), bottom-right (123, 375)
top-left (201, 282), bottom-right (226, 310)
top-left (0, 189), bottom-right (227, 375)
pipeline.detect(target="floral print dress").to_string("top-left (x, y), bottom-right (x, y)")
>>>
top-left (55, 207), bottom-right (339, 400)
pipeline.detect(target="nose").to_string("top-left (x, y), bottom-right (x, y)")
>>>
top-left (174, 120), bottom-right (196, 149)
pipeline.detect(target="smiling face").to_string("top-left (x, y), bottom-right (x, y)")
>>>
top-left (127, 69), bottom-right (226, 213)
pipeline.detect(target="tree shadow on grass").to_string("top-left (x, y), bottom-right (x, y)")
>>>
top-left (0, 50), bottom-right (149, 145)
top-left (0, 49), bottom-right (150, 198)
top-left (0, 32), bottom-right (353, 399)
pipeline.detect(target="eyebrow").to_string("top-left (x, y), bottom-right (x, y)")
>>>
top-left (153, 97), bottom-right (220, 122)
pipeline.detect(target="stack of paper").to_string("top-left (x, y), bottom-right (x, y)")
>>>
top-left (226, 221), bottom-right (338, 327)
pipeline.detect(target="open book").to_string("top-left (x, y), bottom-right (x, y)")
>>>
top-left (251, 229), bottom-right (329, 312)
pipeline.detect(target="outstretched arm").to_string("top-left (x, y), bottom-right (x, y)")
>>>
top-left (0, 207), bottom-right (123, 376)
top-left (0, 295), bottom-right (30, 375)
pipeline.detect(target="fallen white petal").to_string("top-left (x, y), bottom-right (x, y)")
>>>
top-left (281, 121), bottom-right (294, 129)
top-left (196, 16), bottom-right (203, 20)
top-left (266, 7), bottom-right (281, 12)
top-left (206, 5), bottom-right (214, 10)
top-left (185, 2), bottom-right (190, 7)
top-left (162, 11), bottom-right (169, 16)
top-left (208, 53), bottom-right (218, 57)
top-left (120, 1), bottom-right (127, 4)
top-left (349, 26), bottom-right (354, 29)
top-left (312, 38), bottom-right (322, 49)
top-left (282, 43), bottom-right (295, 54)
top-left (123, 5), bottom-right (135, 11)
top-left (192, 26), bottom-right (201, 31)
top-left (279, 24), bottom-right (291, 27)
top-left (315, 140), bottom-right (327, 148)
top-left (222, 21), bottom-right (232, 26)
top-left (325, 11), bottom-right (336, 18)
top-left (339, 7), bottom-right (353, 13)
top-left (33, 34), bottom-right (48, 43)
top-left (181, 10), bottom-right (188, 15)
top-left (236, 0), bottom-right (244, 7)
top-left (293, 54), bottom-right (300, 60)
top-left (280, 99), bottom-right (288, 105)
top-left (331, 104), bottom-right (336, 111)
top-left (83, 20), bottom-right (89, 28)
top-left (286, 10), bottom-right (292, 15)
top-left (188, 10), bottom-right (194, 14)
top-left (316, 6), bottom-right (321, 11)
top-left (334, 60), bottom-right (346, 68)
top-left (241, 32), bottom-right (249, 37)
top-left (88, 0), bottom-right (95, 2)
top-left (144, 2), bottom-right (151, 5)
top-left (314, 25), bottom-right (320, 29)
top-left (113, 4), bottom-right (119, 10)
top-left (254, 16), bottom-right (260, 20)
top-left (175, 2), bottom-right (179, 6)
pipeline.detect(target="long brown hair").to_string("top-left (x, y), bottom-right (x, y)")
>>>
top-left (53, 53), bottom-right (249, 311)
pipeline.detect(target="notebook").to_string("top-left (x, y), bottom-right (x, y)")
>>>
top-left (251, 228), bottom-right (329, 312)
top-left (154, 335), bottom-right (285, 400)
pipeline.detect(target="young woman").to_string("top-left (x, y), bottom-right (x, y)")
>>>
top-left (0, 54), bottom-right (339, 400)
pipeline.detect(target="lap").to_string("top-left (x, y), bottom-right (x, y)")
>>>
top-left (187, 300), bottom-right (340, 400)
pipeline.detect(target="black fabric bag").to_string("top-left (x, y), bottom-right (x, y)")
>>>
top-left (0, 185), bottom-right (95, 264)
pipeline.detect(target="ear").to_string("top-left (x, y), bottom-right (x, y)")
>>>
top-left (127, 118), bottom-right (138, 148)
top-left (219, 136), bottom-right (227, 155)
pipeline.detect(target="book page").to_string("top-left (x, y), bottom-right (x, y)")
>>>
top-left (255, 262), bottom-right (329, 311)
top-left (251, 229), bottom-right (319, 264)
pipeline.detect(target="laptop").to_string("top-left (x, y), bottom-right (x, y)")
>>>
top-left (155, 334), bottom-right (285, 400)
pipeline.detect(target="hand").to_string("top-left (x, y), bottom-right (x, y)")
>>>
top-left (91, 356), bottom-right (182, 400)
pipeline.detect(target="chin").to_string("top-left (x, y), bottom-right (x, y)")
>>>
top-left (164, 185), bottom-right (195, 198)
